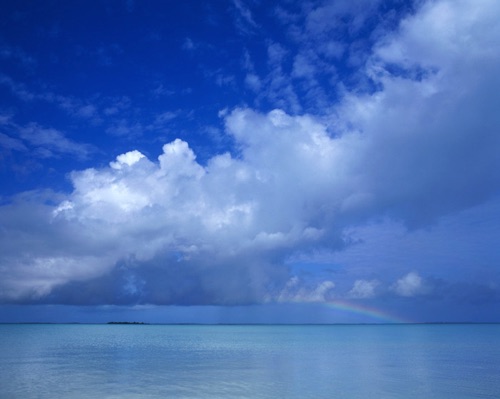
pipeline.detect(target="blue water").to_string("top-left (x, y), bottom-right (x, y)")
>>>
top-left (0, 324), bottom-right (499, 398)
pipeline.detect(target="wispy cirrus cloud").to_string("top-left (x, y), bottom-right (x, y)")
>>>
top-left (0, 117), bottom-right (92, 160)
top-left (0, 44), bottom-right (37, 70)
top-left (0, 73), bottom-right (180, 142)
top-left (18, 123), bottom-right (93, 160)
top-left (232, 0), bottom-right (259, 34)
top-left (242, 0), bottom-right (414, 114)
top-left (0, 73), bottom-right (101, 123)
top-left (0, 132), bottom-right (27, 152)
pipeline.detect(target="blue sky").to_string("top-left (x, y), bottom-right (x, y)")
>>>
top-left (1, 0), bottom-right (499, 324)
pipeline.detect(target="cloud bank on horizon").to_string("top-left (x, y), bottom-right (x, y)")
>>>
top-left (1, 0), bottom-right (499, 321)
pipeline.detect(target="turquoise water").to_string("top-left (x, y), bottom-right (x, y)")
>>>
top-left (0, 324), bottom-right (499, 398)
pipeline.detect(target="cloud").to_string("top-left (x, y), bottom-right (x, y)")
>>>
top-left (305, 0), bottom-right (382, 34)
top-left (349, 279), bottom-right (379, 299)
top-left (373, 0), bottom-right (500, 70)
top-left (0, 0), bottom-right (499, 308)
top-left (244, 73), bottom-right (262, 92)
top-left (261, 42), bottom-right (302, 113)
top-left (110, 150), bottom-right (145, 170)
top-left (291, 52), bottom-right (317, 80)
top-left (277, 277), bottom-right (335, 303)
top-left (0, 74), bottom-right (103, 124)
top-left (0, 117), bottom-right (92, 160)
top-left (392, 272), bottom-right (426, 297)
top-left (253, 0), bottom-right (406, 114)
top-left (332, 1), bottom-right (500, 227)
top-left (104, 109), bottom-right (180, 139)
top-left (0, 132), bottom-right (27, 152)
top-left (0, 74), bottom-right (36, 101)
top-left (105, 119), bottom-right (145, 138)
top-left (18, 123), bottom-right (92, 160)
top-left (232, 0), bottom-right (259, 34)
top-left (0, 44), bottom-right (37, 70)
top-left (181, 37), bottom-right (197, 52)
top-left (0, 112), bottom-right (344, 303)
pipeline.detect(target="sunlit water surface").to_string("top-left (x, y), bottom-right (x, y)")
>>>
top-left (0, 324), bottom-right (499, 398)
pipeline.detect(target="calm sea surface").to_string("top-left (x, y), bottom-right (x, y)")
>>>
top-left (0, 324), bottom-right (499, 398)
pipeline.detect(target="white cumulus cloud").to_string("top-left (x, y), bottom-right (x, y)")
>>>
top-left (393, 272), bottom-right (426, 297)
top-left (349, 279), bottom-right (380, 299)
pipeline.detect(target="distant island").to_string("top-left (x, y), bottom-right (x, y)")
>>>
top-left (107, 321), bottom-right (148, 325)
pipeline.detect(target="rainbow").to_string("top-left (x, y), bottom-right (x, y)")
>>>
top-left (323, 300), bottom-right (409, 324)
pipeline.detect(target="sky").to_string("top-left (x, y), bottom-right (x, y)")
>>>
top-left (0, 0), bottom-right (499, 324)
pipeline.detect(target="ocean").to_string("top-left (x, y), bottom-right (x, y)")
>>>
top-left (0, 323), bottom-right (498, 398)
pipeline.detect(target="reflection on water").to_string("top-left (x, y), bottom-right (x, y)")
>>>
top-left (0, 324), bottom-right (499, 398)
